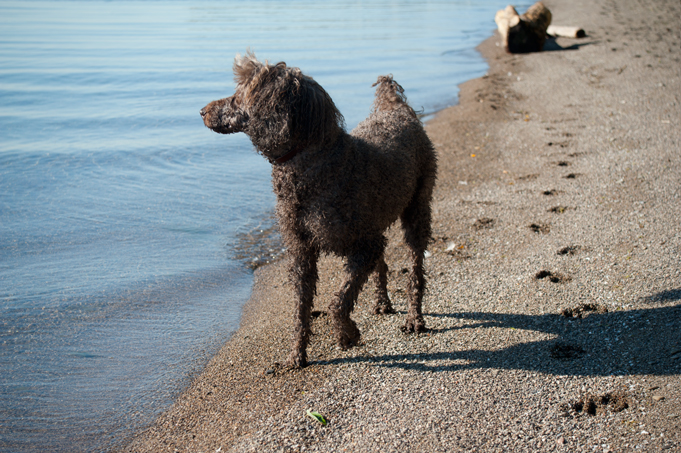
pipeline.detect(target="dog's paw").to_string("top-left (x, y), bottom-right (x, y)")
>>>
top-left (285, 351), bottom-right (308, 369)
top-left (337, 336), bottom-right (359, 350)
top-left (336, 322), bottom-right (361, 350)
top-left (402, 316), bottom-right (426, 334)
top-left (373, 302), bottom-right (396, 315)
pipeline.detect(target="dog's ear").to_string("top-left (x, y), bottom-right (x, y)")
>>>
top-left (287, 72), bottom-right (344, 148)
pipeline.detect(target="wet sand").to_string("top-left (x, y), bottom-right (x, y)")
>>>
top-left (125, 0), bottom-right (681, 451)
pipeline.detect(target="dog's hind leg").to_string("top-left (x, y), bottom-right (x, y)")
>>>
top-left (400, 180), bottom-right (434, 333)
top-left (285, 248), bottom-right (319, 368)
top-left (372, 254), bottom-right (395, 315)
top-left (330, 240), bottom-right (385, 349)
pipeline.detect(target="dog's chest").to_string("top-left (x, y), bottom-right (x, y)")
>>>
top-left (272, 166), bottom-right (352, 248)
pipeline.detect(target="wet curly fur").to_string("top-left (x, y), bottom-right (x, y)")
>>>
top-left (201, 52), bottom-right (437, 368)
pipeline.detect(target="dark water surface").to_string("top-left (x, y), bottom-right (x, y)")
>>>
top-left (0, 1), bottom-right (502, 450)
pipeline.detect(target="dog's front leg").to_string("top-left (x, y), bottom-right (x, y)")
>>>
top-left (285, 247), bottom-right (319, 368)
top-left (330, 247), bottom-right (382, 349)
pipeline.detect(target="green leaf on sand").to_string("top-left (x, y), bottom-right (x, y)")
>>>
top-left (306, 409), bottom-right (327, 426)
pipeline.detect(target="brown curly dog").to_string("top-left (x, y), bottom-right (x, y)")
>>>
top-left (201, 51), bottom-right (437, 368)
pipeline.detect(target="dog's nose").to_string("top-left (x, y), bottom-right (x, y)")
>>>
top-left (200, 108), bottom-right (206, 118)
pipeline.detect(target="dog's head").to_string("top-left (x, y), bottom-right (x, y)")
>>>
top-left (201, 51), bottom-right (344, 161)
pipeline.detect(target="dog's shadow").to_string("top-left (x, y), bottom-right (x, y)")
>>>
top-left (317, 288), bottom-right (681, 377)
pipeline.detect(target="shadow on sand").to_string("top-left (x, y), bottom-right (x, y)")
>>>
top-left (319, 288), bottom-right (681, 377)
top-left (543, 37), bottom-right (596, 51)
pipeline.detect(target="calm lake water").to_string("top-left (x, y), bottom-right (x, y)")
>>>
top-left (0, 0), bottom-right (503, 450)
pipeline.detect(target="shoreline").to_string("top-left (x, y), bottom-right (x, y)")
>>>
top-left (125, 0), bottom-right (681, 451)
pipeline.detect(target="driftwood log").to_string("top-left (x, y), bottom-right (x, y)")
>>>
top-left (495, 2), bottom-right (552, 53)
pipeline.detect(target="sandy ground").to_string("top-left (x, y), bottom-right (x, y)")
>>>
top-left (124, 0), bottom-right (681, 451)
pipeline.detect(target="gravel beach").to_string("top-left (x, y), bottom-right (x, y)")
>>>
top-left (125, 0), bottom-right (680, 451)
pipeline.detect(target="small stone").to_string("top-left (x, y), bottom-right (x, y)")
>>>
top-left (652, 395), bottom-right (665, 402)
top-left (557, 436), bottom-right (565, 446)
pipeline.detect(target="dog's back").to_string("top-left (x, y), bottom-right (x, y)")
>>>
top-left (335, 75), bottom-right (436, 243)
top-left (352, 75), bottom-right (430, 155)
top-left (350, 75), bottom-right (435, 198)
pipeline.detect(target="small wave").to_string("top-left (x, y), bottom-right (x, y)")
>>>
top-left (232, 212), bottom-right (285, 269)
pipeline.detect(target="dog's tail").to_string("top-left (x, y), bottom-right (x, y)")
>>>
top-left (371, 75), bottom-right (417, 118)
